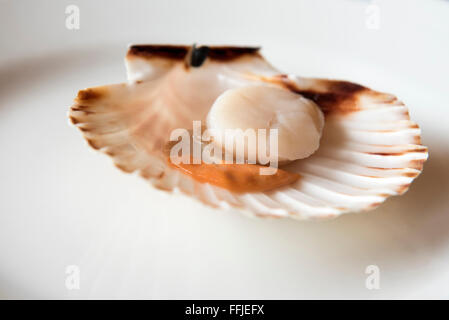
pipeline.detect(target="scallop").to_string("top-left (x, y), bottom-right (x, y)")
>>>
top-left (69, 44), bottom-right (428, 219)
top-left (206, 85), bottom-right (324, 163)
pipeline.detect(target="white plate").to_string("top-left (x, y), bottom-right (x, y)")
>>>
top-left (0, 0), bottom-right (448, 299)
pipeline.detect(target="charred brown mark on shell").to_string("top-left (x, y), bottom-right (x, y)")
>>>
top-left (127, 44), bottom-right (261, 64)
top-left (71, 104), bottom-right (89, 110)
top-left (403, 171), bottom-right (419, 178)
top-left (414, 136), bottom-right (422, 144)
top-left (207, 46), bottom-right (261, 61)
top-left (367, 146), bottom-right (427, 156)
top-left (114, 162), bottom-right (134, 173)
top-left (396, 184), bottom-right (411, 195)
top-left (77, 88), bottom-right (106, 101)
top-left (367, 152), bottom-right (407, 156)
top-left (86, 138), bottom-right (101, 150)
top-left (273, 75), bottom-right (367, 116)
top-left (368, 202), bottom-right (382, 209)
top-left (78, 126), bottom-right (92, 133)
top-left (367, 150), bottom-right (426, 157)
top-left (410, 159), bottom-right (425, 170)
top-left (415, 146), bottom-right (428, 153)
top-left (127, 45), bottom-right (188, 60)
top-left (71, 107), bottom-right (95, 115)
top-left (69, 115), bottom-right (79, 125)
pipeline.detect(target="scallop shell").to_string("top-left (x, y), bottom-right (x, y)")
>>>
top-left (69, 45), bottom-right (428, 219)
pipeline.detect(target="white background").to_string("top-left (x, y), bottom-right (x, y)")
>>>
top-left (0, 0), bottom-right (448, 299)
